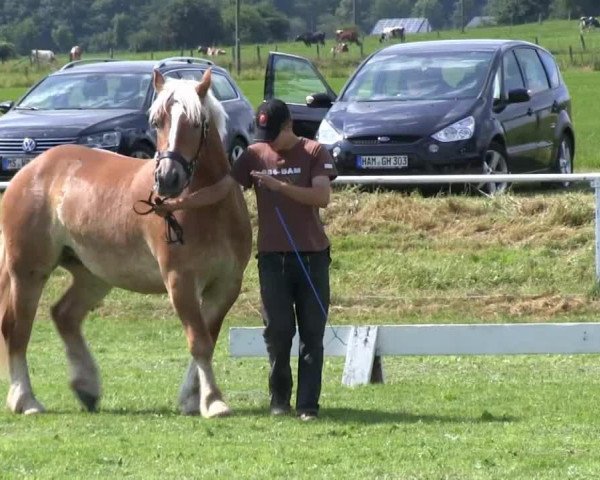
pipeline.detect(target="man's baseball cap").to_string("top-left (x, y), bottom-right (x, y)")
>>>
top-left (254, 99), bottom-right (291, 142)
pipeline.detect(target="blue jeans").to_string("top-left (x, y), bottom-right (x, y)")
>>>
top-left (257, 248), bottom-right (330, 415)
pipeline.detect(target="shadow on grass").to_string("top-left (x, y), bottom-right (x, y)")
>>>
top-left (231, 406), bottom-right (518, 424)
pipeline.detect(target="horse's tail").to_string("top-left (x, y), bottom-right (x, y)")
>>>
top-left (0, 231), bottom-right (10, 379)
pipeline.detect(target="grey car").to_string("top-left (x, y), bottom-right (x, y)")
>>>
top-left (0, 56), bottom-right (256, 182)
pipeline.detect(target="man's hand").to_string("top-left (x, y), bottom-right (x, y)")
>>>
top-left (250, 170), bottom-right (283, 191)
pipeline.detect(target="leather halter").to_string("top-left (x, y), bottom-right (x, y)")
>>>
top-left (153, 118), bottom-right (209, 193)
top-left (134, 117), bottom-right (210, 245)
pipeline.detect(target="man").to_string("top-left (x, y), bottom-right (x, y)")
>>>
top-left (156, 99), bottom-right (337, 421)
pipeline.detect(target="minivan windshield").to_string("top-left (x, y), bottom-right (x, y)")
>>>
top-left (341, 50), bottom-right (493, 102)
top-left (18, 73), bottom-right (152, 110)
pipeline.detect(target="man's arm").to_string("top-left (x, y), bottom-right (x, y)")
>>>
top-left (155, 175), bottom-right (237, 213)
top-left (250, 171), bottom-right (331, 208)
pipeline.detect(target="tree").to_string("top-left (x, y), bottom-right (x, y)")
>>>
top-left (412, 0), bottom-right (445, 29)
top-left (52, 24), bottom-right (75, 52)
top-left (0, 42), bottom-right (16, 63)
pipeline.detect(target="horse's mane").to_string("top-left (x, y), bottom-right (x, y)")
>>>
top-left (149, 78), bottom-right (228, 141)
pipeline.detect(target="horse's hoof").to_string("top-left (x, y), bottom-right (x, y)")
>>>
top-left (203, 400), bottom-right (232, 418)
top-left (75, 389), bottom-right (99, 412)
top-left (7, 386), bottom-right (46, 414)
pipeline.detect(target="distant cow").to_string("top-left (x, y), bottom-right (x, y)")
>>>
top-left (295, 31), bottom-right (326, 47)
top-left (331, 42), bottom-right (349, 55)
top-left (30, 49), bottom-right (55, 65)
top-left (335, 28), bottom-right (361, 46)
top-left (197, 46), bottom-right (227, 56)
top-left (580, 16), bottom-right (600, 32)
top-left (69, 45), bottom-right (82, 62)
top-left (379, 26), bottom-right (405, 43)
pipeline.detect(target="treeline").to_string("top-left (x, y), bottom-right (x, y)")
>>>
top-left (0, 0), bottom-right (597, 55)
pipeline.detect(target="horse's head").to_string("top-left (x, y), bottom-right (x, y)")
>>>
top-left (149, 69), bottom-right (226, 197)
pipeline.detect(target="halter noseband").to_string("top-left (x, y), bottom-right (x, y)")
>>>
top-left (154, 117), bottom-right (209, 194)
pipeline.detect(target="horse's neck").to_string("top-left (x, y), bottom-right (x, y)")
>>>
top-left (189, 118), bottom-right (230, 189)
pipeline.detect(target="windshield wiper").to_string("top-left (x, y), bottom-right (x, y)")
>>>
top-left (15, 106), bottom-right (39, 110)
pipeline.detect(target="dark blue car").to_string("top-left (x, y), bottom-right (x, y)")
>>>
top-left (265, 40), bottom-right (575, 193)
top-left (0, 56), bottom-right (255, 183)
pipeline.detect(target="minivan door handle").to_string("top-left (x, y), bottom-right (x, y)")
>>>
top-left (551, 101), bottom-right (559, 113)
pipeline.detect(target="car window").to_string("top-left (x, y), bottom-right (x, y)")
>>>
top-left (538, 50), bottom-right (561, 89)
top-left (272, 56), bottom-right (329, 104)
top-left (177, 70), bottom-right (238, 101)
top-left (19, 73), bottom-right (151, 110)
top-left (341, 50), bottom-right (493, 102)
top-left (514, 48), bottom-right (550, 94)
top-left (502, 51), bottom-right (525, 93)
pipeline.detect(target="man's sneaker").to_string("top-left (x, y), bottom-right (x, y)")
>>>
top-left (270, 405), bottom-right (291, 416)
top-left (298, 412), bottom-right (318, 422)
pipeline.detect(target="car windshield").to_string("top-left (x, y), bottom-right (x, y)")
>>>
top-left (17, 72), bottom-right (152, 110)
top-left (341, 50), bottom-right (493, 102)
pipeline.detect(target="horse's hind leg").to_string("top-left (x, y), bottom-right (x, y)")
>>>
top-left (2, 270), bottom-right (49, 414)
top-left (51, 264), bottom-right (111, 412)
top-left (178, 275), bottom-right (242, 416)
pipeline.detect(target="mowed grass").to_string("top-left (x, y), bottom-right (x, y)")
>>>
top-left (2, 190), bottom-right (600, 478)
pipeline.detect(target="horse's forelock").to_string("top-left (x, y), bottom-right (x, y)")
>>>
top-left (149, 79), bottom-right (227, 140)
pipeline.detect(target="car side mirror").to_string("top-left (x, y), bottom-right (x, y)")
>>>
top-left (306, 92), bottom-right (333, 109)
top-left (0, 101), bottom-right (14, 114)
top-left (507, 88), bottom-right (530, 104)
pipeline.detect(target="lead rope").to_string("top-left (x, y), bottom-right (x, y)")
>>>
top-left (272, 201), bottom-right (345, 347)
top-left (133, 191), bottom-right (184, 245)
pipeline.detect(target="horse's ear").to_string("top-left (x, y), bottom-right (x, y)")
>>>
top-left (196, 68), bottom-right (211, 98)
top-left (153, 70), bottom-right (165, 93)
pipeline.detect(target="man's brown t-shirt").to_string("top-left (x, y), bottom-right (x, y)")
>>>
top-left (231, 138), bottom-right (337, 253)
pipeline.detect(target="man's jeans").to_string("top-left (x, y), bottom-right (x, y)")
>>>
top-left (257, 248), bottom-right (330, 414)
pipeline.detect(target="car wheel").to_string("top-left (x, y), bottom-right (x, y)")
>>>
top-left (476, 142), bottom-right (509, 196)
top-left (129, 143), bottom-right (155, 159)
top-left (229, 137), bottom-right (247, 164)
top-left (551, 134), bottom-right (573, 188)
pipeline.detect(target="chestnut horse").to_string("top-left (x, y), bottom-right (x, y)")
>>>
top-left (0, 69), bottom-right (252, 417)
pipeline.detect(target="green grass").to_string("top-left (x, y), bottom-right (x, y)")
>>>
top-left (1, 189), bottom-right (600, 478)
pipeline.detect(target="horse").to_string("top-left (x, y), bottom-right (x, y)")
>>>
top-left (0, 68), bottom-right (252, 417)
top-left (331, 42), bottom-right (349, 55)
top-left (295, 31), bottom-right (326, 47)
top-left (30, 49), bottom-right (55, 65)
top-left (69, 45), bottom-right (82, 61)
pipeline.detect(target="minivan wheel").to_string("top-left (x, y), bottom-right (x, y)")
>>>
top-left (129, 143), bottom-right (155, 159)
top-left (229, 137), bottom-right (247, 164)
top-left (551, 135), bottom-right (573, 189)
top-left (476, 142), bottom-right (509, 196)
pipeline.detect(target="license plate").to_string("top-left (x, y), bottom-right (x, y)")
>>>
top-left (357, 155), bottom-right (409, 169)
top-left (2, 156), bottom-right (32, 171)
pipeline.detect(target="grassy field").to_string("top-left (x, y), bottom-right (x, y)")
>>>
top-left (3, 19), bottom-right (600, 479)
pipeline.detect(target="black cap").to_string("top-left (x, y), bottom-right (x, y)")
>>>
top-left (254, 99), bottom-right (291, 142)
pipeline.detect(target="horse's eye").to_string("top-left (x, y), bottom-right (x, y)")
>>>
top-left (151, 119), bottom-right (161, 129)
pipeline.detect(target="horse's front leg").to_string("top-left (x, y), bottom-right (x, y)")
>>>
top-left (167, 272), bottom-right (230, 418)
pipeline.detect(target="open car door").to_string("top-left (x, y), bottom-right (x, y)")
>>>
top-left (264, 52), bottom-right (336, 139)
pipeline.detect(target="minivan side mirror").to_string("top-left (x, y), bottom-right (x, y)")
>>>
top-left (306, 92), bottom-right (334, 109)
top-left (507, 88), bottom-right (530, 104)
top-left (0, 101), bottom-right (14, 114)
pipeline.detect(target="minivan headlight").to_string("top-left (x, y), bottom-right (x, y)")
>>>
top-left (79, 131), bottom-right (122, 148)
top-left (316, 119), bottom-right (343, 145)
top-left (431, 116), bottom-right (475, 142)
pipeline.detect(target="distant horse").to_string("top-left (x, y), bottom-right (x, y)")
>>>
top-left (69, 45), bottom-right (82, 61)
top-left (379, 26), bottom-right (405, 43)
top-left (30, 49), bottom-right (55, 65)
top-left (197, 46), bottom-right (226, 56)
top-left (331, 42), bottom-right (349, 54)
top-left (0, 69), bottom-right (252, 417)
top-left (295, 31), bottom-right (326, 47)
top-left (335, 28), bottom-right (361, 46)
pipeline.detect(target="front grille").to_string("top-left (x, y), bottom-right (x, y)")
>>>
top-left (0, 137), bottom-right (77, 154)
top-left (349, 135), bottom-right (421, 146)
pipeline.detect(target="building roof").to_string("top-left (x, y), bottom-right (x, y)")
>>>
top-left (371, 18), bottom-right (432, 35)
top-left (465, 16), bottom-right (497, 28)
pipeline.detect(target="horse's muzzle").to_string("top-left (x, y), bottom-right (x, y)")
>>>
top-left (154, 150), bottom-right (193, 197)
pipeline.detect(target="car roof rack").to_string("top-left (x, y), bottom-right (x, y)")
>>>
top-left (155, 56), bottom-right (214, 68)
top-left (60, 58), bottom-right (120, 71)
